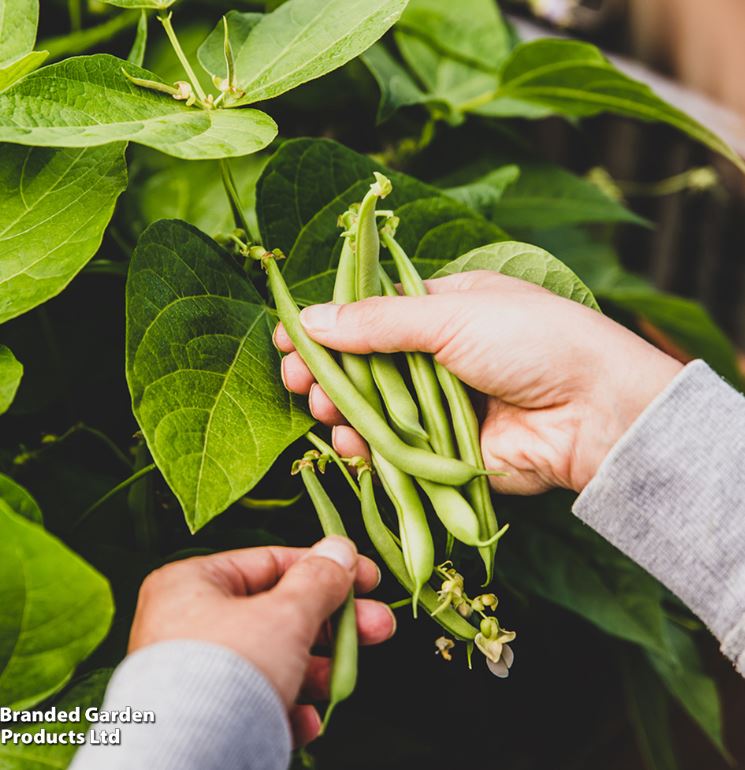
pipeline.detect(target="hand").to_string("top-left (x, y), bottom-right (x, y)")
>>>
top-left (128, 537), bottom-right (395, 747)
top-left (276, 271), bottom-right (683, 494)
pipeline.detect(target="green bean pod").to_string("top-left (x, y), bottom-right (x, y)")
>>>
top-left (369, 354), bottom-right (429, 444)
top-left (435, 366), bottom-right (500, 583)
top-left (354, 173), bottom-right (390, 300)
top-left (379, 266), bottom-right (456, 458)
top-left (358, 467), bottom-right (477, 642)
top-left (381, 232), bottom-right (502, 581)
top-left (299, 465), bottom-right (357, 732)
top-left (334, 235), bottom-right (434, 612)
top-left (268, 259), bottom-right (489, 486)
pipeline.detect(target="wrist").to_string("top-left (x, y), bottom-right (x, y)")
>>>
top-left (570, 337), bottom-right (683, 492)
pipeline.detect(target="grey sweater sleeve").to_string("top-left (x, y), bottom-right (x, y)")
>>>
top-left (573, 359), bottom-right (745, 674)
top-left (71, 640), bottom-right (291, 770)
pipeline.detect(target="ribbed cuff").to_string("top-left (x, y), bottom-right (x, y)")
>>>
top-left (573, 360), bottom-right (745, 673)
top-left (71, 640), bottom-right (291, 770)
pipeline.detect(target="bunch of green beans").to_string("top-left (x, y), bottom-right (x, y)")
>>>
top-left (263, 173), bottom-right (516, 724)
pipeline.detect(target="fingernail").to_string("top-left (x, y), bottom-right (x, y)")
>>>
top-left (385, 605), bottom-right (397, 639)
top-left (306, 536), bottom-right (357, 571)
top-left (272, 324), bottom-right (280, 349)
top-left (308, 383), bottom-right (320, 418)
top-left (280, 356), bottom-right (288, 388)
top-left (373, 562), bottom-right (382, 589)
top-left (300, 304), bottom-right (339, 333)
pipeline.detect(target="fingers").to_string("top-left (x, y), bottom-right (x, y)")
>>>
top-left (309, 383), bottom-right (347, 426)
top-left (280, 352), bottom-right (314, 394)
top-left (289, 704), bottom-right (322, 748)
top-left (314, 598), bottom-right (396, 647)
top-left (182, 542), bottom-right (380, 597)
top-left (271, 537), bottom-right (359, 643)
top-left (273, 322), bottom-right (295, 353)
top-left (297, 294), bottom-right (458, 355)
top-left (331, 425), bottom-right (370, 462)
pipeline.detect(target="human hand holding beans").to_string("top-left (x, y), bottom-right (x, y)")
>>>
top-left (276, 271), bottom-right (683, 494)
top-left (128, 537), bottom-right (395, 747)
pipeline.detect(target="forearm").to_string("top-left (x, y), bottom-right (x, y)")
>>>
top-left (573, 360), bottom-right (745, 673)
top-left (71, 640), bottom-right (291, 770)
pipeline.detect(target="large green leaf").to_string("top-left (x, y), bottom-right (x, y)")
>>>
top-left (360, 43), bottom-right (428, 122)
top-left (647, 621), bottom-right (730, 759)
top-left (0, 143), bottom-right (127, 324)
top-left (0, 55), bottom-right (277, 159)
top-left (0, 0), bottom-right (38, 64)
top-left (433, 241), bottom-right (599, 310)
top-left (0, 0), bottom-right (46, 93)
top-left (395, 29), bottom-right (498, 119)
top-left (198, 0), bottom-right (407, 104)
top-left (0, 474), bottom-right (41, 523)
top-left (256, 138), bottom-right (504, 305)
top-left (0, 50), bottom-right (47, 93)
top-left (621, 651), bottom-right (679, 770)
top-left (0, 669), bottom-right (111, 769)
top-left (599, 287), bottom-right (743, 387)
top-left (498, 504), bottom-right (672, 657)
top-left (0, 345), bottom-right (22, 414)
top-left (397, 0), bottom-right (511, 71)
top-left (450, 163), bottom-right (646, 229)
top-left (131, 153), bottom-right (267, 238)
top-left (0, 501), bottom-right (114, 709)
top-left (478, 40), bottom-right (745, 173)
top-left (126, 219), bottom-right (314, 531)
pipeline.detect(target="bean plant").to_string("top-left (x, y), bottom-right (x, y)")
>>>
top-left (0, 0), bottom-right (743, 767)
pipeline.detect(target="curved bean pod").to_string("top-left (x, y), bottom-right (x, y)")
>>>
top-left (298, 465), bottom-right (357, 732)
top-left (358, 467), bottom-right (477, 642)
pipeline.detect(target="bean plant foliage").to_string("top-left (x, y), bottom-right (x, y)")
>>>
top-left (0, 0), bottom-right (742, 767)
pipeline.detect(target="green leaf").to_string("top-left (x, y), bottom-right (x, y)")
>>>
top-left (433, 241), bottom-right (599, 310)
top-left (100, 0), bottom-right (174, 8)
top-left (0, 345), bottom-right (22, 414)
top-left (456, 163), bottom-right (647, 229)
top-left (478, 40), bottom-right (745, 173)
top-left (0, 474), bottom-right (41, 523)
top-left (620, 650), bottom-right (679, 770)
top-left (395, 29), bottom-right (498, 119)
top-left (397, 0), bottom-right (511, 72)
top-left (131, 153), bottom-right (267, 238)
top-left (647, 621), bottom-right (730, 760)
top-left (0, 669), bottom-right (111, 769)
top-left (127, 10), bottom-right (148, 67)
top-left (126, 219), bottom-right (314, 531)
top-left (598, 287), bottom-right (743, 386)
top-left (0, 143), bottom-right (128, 325)
top-left (498, 504), bottom-right (671, 657)
top-left (0, 54), bottom-right (277, 160)
top-left (0, 50), bottom-right (47, 93)
top-left (0, 501), bottom-right (114, 709)
top-left (256, 138), bottom-right (503, 305)
top-left (360, 43), bottom-right (428, 122)
top-left (443, 165), bottom-right (520, 213)
top-left (198, 0), bottom-right (408, 104)
top-left (0, 0), bottom-right (38, 65)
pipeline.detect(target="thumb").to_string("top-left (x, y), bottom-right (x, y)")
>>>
top-left (271, 536), bottom-right (357, 642)
top-left (299, 295), bottom-right (457, 355)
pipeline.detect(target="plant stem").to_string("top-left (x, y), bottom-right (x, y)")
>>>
top-left (77, 424), bottom-right (133, 469)
top-left (158, 11), bottom-right (207, 102)
top-left (305, 431), bottom-right (361, 500)
top-left (73, 463), bottom-right (156, 530)
top-left (41, 11), bottom-right (140, 61)
top-left (219, 159), bottom-right (257, 241)
top-left (389, 598), bottom-right (413, 610)
top-left (68, 0), bottom-right (82, 31)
